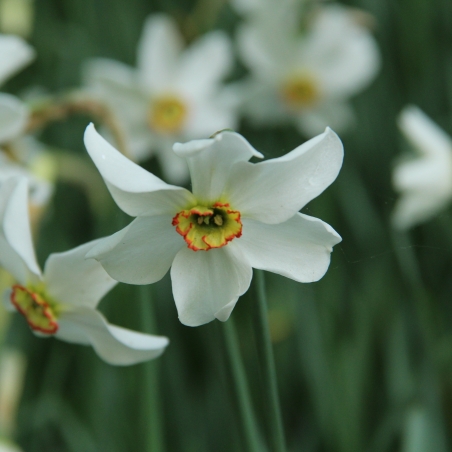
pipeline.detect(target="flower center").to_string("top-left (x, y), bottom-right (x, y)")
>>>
top-left (281, 74), bottom-right (319, 109)
top-left (10, 284), bottom-right (59, 334)
top-left (149, 96), bottom-right (187, 134)
top-left (172, 202), bottom-right (242, 251)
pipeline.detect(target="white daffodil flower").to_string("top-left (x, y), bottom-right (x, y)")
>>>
top-left (84, 123), bottom-right (342, 327)
top-left (236, 4), bottom-right (380, 136)
top-left (0, 34), bottom-right (34, 144)
top-left (0, 177), bottom-right (169, 365)
top-left (82, 14), bottom-right (237, 183)
top-left (392, 106), bottom-right (452, 230)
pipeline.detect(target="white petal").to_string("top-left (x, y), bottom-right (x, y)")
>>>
top-left (303, 6), bottom-right (380, 98)
top-left (155, 138), bottom-right (189, 184)
top-left (173, 131), bottom-right (263, 202)
top-left (392, 190), bottom-right (451, 230)
top-left (236, 214), bottom-right (341, 282)
top-left (57, 307), bottom-right (169, 365)
top-left (296, 101), bottom-right (355, 136)
top-left (398, 106), bottom-right (452, 159)
top-left (0, 177), bottom-right (41, 284)
top-left (86, 214), bottom-right (184, 285)
top-left (43, 239), bottom-right (117, 309)
top-left (170, 245), bottom-right (252, 326)
top-left (136, 14), bottom-right (183, 93)
top-left (0, 93), bottom-right (28, 144)
top-left (82, 58), bottom-right (155, 162)
top-left (176, 31), bottom-right (233, 97)
top-left (393, 154), bottom-right (452, 193)
top-left (82, 58), bottom-right (137, 91)
top-left (84, 123), bottom-right (194, 216)
top-left (0, 34), bottom-right (35, 85)
top-left (183, 98), bottom-right (238, 139)
top-left (225, 128), bottom-right (343, 224)
top-left (236, 23), bottom-right (287, 82)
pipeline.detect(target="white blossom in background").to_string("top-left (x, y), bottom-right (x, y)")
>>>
top-left (236, 3), bottom-right (380, 136)
top-left (84, 124), bottom-right (342, 327)
top-left (0, 177), bottom-right (169, 365)
top-left (392, 106), bottom-right (452, 229)
top-left (82, 14), bottom-right (237, 183)
top-left (0, 35), bottom-right (52, 210)
top-left (0, 34), bottom-right (34, 144)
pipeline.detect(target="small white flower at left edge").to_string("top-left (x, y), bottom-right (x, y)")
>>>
top-left (0, 34), bottom-right (35, 144)
top-left (392, 106), bottom-right (452, 230)
top-left (0, 176), bottom-right (169, 365)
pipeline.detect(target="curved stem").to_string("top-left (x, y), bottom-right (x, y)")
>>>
top-left (222, 318), bottom-right (263, 452)
top-left (253, 270), bottom-right (287, 452)
top-left (139, 284), bottom-right (165, 452)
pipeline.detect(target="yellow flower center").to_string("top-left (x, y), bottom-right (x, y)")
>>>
top-left (172, 202), bottom-right (242, 251)
top-left (148, 96), bottom-right (187, 134)
top-left (10, 284), bottom-right (59, 334)
top-left (281, 74), bottom-right (319, 109)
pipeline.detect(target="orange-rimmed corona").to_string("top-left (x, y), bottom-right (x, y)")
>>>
top-left (172, 202), bottom-right (242, 251)
top-left (10, 284), bottom-right (58, 334)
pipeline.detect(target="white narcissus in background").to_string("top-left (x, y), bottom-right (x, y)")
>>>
top-left (0, 177), bottom-right (169, 365)
top-left (0, 35), bottom-right (52, 211)
top-left (0, 34), bottom-right (34, 144)
top-left (236, 4), bottom-right (380, 136)
top-left (392, 106), bottom-right (452, 230)
top-left (82, 13), bottom-right (237, 183)
top-left (84, 123), bottom-right (343, 327)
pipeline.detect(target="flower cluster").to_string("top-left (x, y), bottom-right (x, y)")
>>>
top-left (80, 4), bottom-right (379, 182)
top-left (0, 4), bottom-right (363, 366)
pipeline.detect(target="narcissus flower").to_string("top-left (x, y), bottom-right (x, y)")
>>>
top-left (82, 14), bottom-right (237, 183)
top-left (0, 34), bottom-right (34, 144)
top-left (236, 4), bottom-right (380, 136)
top-left (84, 123), bottom-right (343, 327)
top-left (1, 177), bottom-right (169, 365)
top-left (392, 106), bottom-right (452, 229)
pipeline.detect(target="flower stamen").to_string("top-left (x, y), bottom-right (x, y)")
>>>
top-left (281, 74), bottom-right (319, 109)
top-left (172, 202), bottom-right (242, 251)
top-left (10, 284), bottom-right (58, 334)
top-left (149, 96), bottom-right (187, 134)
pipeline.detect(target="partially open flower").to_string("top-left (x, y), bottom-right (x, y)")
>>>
top-left (84, 124), bottom-right (342, 327)
top-left (392, 106), bottom-right (452, 229)
top-left (82, 14), bottom-right (237, 183)
top-left (0, 177), bottom-right (169, 365)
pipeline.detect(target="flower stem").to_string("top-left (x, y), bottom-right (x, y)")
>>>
top-left (139, 284), bottom-right (165, 452)
top-left (253, 270), bottom-right (287, 452)
top-left (222, 318), bottom-right (263, 452)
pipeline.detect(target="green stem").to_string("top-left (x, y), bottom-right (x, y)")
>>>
top-left (253, 270), bottom-right (287, 452)
top-left (222, 318), bottom-right (263, 452)
top-left (139, 284), bottom-right (165, 452)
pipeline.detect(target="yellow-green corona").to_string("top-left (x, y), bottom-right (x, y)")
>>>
top-left (172, 202), bottom-right (242, 251)
top-left (10, 284), bottom-right (59, 334)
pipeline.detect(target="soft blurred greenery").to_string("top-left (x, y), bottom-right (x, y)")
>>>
top-left (1, 0), bottom-right (452, 451)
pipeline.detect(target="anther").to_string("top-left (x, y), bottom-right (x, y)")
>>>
top-left (197, 217), bottom-right (204, 225)
top-left (214, 215), bottom-right (223, 226)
